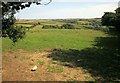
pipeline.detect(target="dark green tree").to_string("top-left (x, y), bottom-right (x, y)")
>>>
top-left (101, 12), bottom-right (116, 26)
top-left (115, 7), bottom-right (120, 14)
top-left (101, 7), bottom-right (120, 31)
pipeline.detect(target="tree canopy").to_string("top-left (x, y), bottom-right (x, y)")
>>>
top-left (1, 0), bottom-right (52, 42)
top-left (101, 7), bottom-right (120, 31)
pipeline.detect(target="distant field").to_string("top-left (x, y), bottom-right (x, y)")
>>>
top-left (15, 19), bottom-right (108, 31)
top-left (16, 24), bottom-right (33, 27)
top-left (41, 21), bottom-right (64, 25)
top-left (16, 19), bottom-right (64, 26)
top-left (2, 28), bottom-right (107, 51)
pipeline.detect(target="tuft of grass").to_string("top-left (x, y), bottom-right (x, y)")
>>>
top-left (47, 65), bottom-right (63, 73)
top-left (51, 61), bottom-right (61, 64)
top-left (37, 60), bottom-right (44, 65)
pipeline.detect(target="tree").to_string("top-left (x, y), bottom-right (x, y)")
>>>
top-left (1, 0), bottom-right (52, 43)
top-left (101, 7), bottom-right (120, 31)
top-left (101, 12), bottom-right (116, 26)
top-left (115, 7), bottom-right (120, 14)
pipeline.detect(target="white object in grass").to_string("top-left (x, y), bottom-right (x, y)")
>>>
top-left (31, 65), bottom-right (37, 71)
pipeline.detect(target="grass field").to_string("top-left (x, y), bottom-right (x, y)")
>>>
top-left (2, 19), bottom-right (119, 81)
top-left (2, 29), bottom-right (107, 51)
top-left (16, 19), bottom-right (64, 26)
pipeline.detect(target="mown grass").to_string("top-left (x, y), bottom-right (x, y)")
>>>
top-left (2, 29), bottom-right (107, 52)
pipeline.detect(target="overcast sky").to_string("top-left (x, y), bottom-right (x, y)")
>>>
top-left (15, 0), bottom-right (120, 19)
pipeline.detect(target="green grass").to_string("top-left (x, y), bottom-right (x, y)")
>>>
top-left (30, 25), bottom-right (43, 31)
top-left (2, 29), bottom-right (107, 51)
top-left (47, 65), bottom-right (63, 73)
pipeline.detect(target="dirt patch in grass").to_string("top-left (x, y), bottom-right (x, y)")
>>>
top-left (2, 49), bottom-right (94, 81)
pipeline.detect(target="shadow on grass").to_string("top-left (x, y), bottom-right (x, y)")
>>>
top-left (48, 36), bottom-right (120, 81)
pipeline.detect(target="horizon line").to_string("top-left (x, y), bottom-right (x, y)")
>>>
top-left (16, 17), bottom-right (102, 20)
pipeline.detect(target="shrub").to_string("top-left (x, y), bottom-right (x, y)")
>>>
top-left (61, 23), bottom-right (75, 29)
top-left (42, 25), bottom-right (60, 29)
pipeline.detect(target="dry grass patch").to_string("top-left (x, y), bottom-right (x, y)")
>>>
top-left (2, 50), bottom-right (94, 81)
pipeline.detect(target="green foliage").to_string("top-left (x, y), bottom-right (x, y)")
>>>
top-left (1, 2), bottom-right (33, 42)
top-left (1, 1), bottom-right (49, 42)
top-left (115, 7), bottom-right (120, 14)
top-left (8, 26), bottom-right (26, 43)
top-left (102, 12), bottom-right (116, 26)
top-left (61, 23), bottom-right (75, 29)
top-left (42, 23), bottom-right (75, 29)
top-left (102, 7), bottom-right (120, 31)
top-left (63, 19), bottom-right (78, 24)
top-left (115, 14), bottom-right (120, 29)
top-left (75, 18), bottom-right (104, 31)
top-left (2, 14), bottom-right (26, 42)
top-left (42, 25), bottom-right (60, 29)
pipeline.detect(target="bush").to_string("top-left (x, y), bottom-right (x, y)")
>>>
top-left (61, 23), bottom-right (75, 29)
top-left (42, 25), bottom-right (60, 29)
top-left (102, 7), bottom-right (120, 31)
